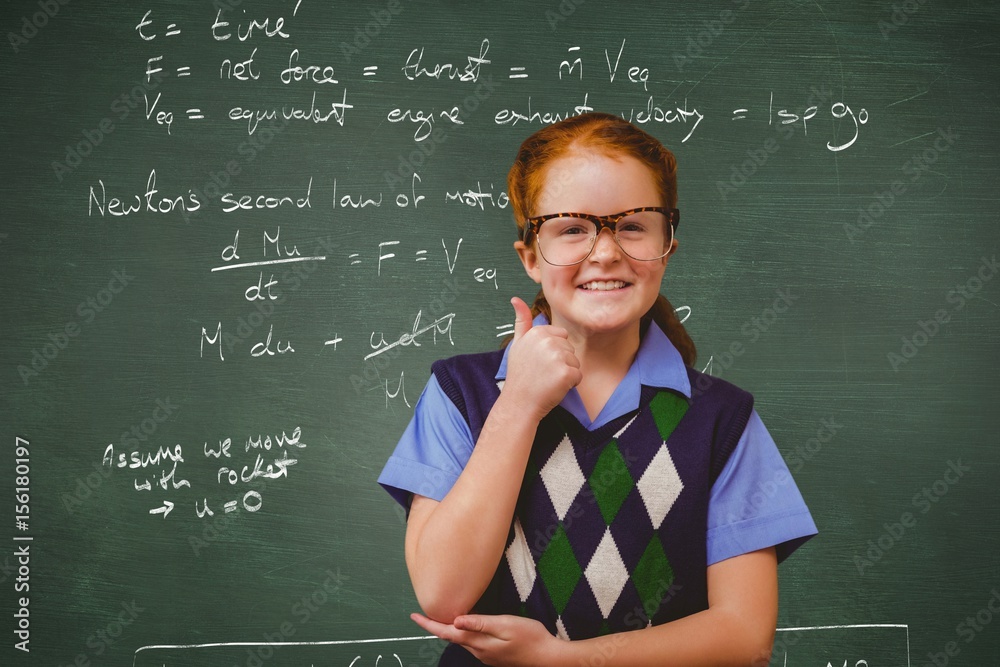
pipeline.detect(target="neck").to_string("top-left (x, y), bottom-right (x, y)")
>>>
top-left (573, 326), bottom-right (640, 372)
top-left (562, 322), bottom-right (641, 422)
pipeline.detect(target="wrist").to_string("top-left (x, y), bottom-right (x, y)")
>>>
top-left (544, 634), bottom-right (582, 667)
top-left (492, 389), bottom-right (547, 430)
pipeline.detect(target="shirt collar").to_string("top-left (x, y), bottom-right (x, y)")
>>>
top-left (495, 313), bottom-right (691, 399)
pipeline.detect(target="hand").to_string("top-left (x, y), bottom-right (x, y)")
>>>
top-left (503, 297), bottom-right (582, 422)
top-left (411, 611), bottom-right (564, 667)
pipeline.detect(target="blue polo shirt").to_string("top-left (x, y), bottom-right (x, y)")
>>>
top-left (378, 315), bottom-right (817, 565)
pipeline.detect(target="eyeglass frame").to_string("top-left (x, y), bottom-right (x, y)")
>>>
top-left (520, 206), bottom-right (680, 265)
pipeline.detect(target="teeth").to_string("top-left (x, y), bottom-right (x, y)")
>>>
top-left (581, 280), bottom-right (627, 291)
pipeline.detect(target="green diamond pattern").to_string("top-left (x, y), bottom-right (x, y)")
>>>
top-left (588, 439), bottom-right (635, 524)
top-left (523, 457), bottom-right (540, 488)
top-left (633, 535), bottom-right (674, 616)
top-left (649, 391), bottom-right (689, 441)
top-left (536, 523), bottom-right (583, 615)
top-left (598, 620), bottom-right (613, 636)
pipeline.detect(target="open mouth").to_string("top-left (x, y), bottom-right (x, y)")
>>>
top-left (579, 280), bottom-right (630, 291)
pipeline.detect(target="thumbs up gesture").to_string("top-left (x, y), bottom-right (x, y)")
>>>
top-left (510, 295), bottom-right (536, 343)
top-left (503, 297), bottom-right (582, 423)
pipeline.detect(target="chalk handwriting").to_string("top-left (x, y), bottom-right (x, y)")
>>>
top-left (281, 49), bottom-right (338, 85)
top-left (88, 170), bottom-right (201, 216)
top-left (495, 93), bottom-right (594, 127)
top-left (402, 38), bottom-right (491, 82)
top-left (384, 371), bottom-right (410, 408)
top-left (365, 311), bottom-right (456, 360)
top-left (96, 426), bottom-right (305, 519)
top-left (229, 89), bottom-right (352, 134)
top-left (211, 10), bottom-right (293, 42)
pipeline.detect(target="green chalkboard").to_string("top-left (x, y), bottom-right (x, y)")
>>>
top-left (2, 1), bottom-right (999, 665)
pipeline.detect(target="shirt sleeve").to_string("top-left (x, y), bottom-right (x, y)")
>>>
top-left (707, 409), bottom-right (818, 565)
top-left (377, 373), bottom-right (475, 515)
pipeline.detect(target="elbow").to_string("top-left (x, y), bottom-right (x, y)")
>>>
top-left (748, 638), bottom-right (775, 667)
top-left (741, 623), bottom-right (777, 667)
top-left (714, 608), bottom-right (776, 667)
top-left (409, 570), bottom-right (477, 625)
top-left (413, 587), bottom-right (473, 625)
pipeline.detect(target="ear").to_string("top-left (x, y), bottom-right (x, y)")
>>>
top-left (661, 238), bottom-right (679, 268)
top-left (514, 240), bottom-right (542, 284)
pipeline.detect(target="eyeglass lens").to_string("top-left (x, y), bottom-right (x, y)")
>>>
top-left (535, 210), bottom-right (672, 265)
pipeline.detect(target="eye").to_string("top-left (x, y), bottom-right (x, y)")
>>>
top-left (548, 217), bottom-right (592, 237)
top-left (618, 218), bottom-right (651, 234)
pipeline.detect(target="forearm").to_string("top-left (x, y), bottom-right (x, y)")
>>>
top-left (553, 607), bottom-right (774, 667)
top-left (409, 393), bottom-right (539, 622)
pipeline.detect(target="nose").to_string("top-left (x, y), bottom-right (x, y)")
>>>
top-left (589, 227), bottom-right (623, 262)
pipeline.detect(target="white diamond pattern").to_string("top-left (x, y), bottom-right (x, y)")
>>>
top-left (636, 443), bottom-right (684, 529)
top-left (613, 414), bottom-right (638, 439)
top-left (539, 435), bottom-right (586, 521)
top-left (505, 518), bottom-right (536, 603)
top-left (555, 616), bottom-right (569, 640)
top-left (583, 528), bottom-right (630, 619)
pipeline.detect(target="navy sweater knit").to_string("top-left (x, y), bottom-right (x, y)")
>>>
top-left (430, 349), bottom-right (753, 666)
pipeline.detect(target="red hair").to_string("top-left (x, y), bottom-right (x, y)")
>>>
top-left (505, 112), bottom-right (697, 366)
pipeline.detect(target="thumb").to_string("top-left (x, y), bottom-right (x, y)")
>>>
top-left (454, 614), bottom-right (486, 633)
top-left (511, 296), bottom-right (534, 341)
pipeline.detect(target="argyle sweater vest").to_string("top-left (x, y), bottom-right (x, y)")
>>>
top-left (430, 349), bottom-right (753, 666)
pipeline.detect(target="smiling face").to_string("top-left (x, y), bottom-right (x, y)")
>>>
top-left (515, 148), bottom-right (677, 341)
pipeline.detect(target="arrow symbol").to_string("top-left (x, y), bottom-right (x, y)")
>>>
top-left (149, 500), bottom-right (174, 518)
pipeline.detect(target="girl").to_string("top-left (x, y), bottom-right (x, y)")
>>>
top-left (378, 112), bottom-right (817, 666)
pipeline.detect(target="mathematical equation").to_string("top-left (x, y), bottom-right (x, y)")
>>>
top-left (129, 7), bottom-right (868, 149)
